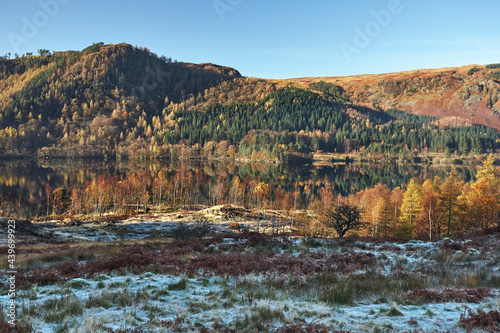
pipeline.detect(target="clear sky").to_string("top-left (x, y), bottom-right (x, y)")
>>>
top-left (1, 0), bottom-right (500, 79)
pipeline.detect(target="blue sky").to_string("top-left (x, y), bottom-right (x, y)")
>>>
top-left (1, 0), bottom-right (500, 79)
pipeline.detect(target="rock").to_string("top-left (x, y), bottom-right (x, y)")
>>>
top-left (206, 244), bottom-right (219, 252)
top-left (465, 95), bottom-right (480, 107)
top-left (452, 250), bottom-right (465, 261)
top-left (0, 218), bottom-right (46, 237)
top-left (67, 220), bottom-right (82, 227)
top-left (466, 248), bottom-right (480, 255)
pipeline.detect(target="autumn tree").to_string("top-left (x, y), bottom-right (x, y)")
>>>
top-left (465, 155), bottom-right (500, 229)
top-left (399, 179), bottom-right (422, 238)
top-left (45, 183), bottom-right (52, 216)
top-left (308, 199), bottom-right (329, 237)
top-left (229, 176), bottom-right (245, 206)
top-left (360, 183), bottom-right (391, 237)
top-left (253, 182), bottom-right (270, 212)
top-left (418, 177), bottom-right (442, 239)
top-left (378, 196), bottom-right (394, 237)
top-left (127, 171), bottom-right (151, 213)
top-left (439, 169), bottom-right (463, 236)
top-left (153, 170), bottom-right (168, 211)
top-left (319, 186), bottom-right (335, 215)
top-left (390, 187), bottom-right (405, 232)
top-left (106, 175), bottom-right (122, 213)
top-left (52, 188), bottom-right (70, 216)
top-left (70, 186), bottom-right (85, 215)
top-left (88, 176), bottom-right (114, 216)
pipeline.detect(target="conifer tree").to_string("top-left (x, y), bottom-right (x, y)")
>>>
top-left (378, 196), bottom-right (394, 237)
top-left (399, 179), bottom-right (422, 238)
top-left (439, 169), bottom-right (463, 236)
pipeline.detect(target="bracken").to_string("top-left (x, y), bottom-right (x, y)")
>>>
top-left (407, 288), bottom-right (492, 303)
top-left (459, 309), bottom-right (500, 332)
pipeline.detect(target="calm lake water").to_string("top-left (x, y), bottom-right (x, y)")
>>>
top-left (0, 159), bottom-right (477, 202)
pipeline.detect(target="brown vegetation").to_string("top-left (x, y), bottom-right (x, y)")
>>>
top-left (406, 288), bottom-right (491, 303)
top-left (17, 234), bottom-right (379, 287)
top-left (2, 220), bottom-right (499, 332)
top-left (459, 309), bottom-right (500, 332)
top-left (291, 65), bottom-right (500, 131)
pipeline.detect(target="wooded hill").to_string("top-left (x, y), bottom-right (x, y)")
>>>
top-left (290, 64), bottom-right (500, 130)
top-left (1, 43), bottom-right (500, 161)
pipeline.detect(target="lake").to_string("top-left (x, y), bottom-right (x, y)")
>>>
top-left (0, 159), bottom-right (476, 204)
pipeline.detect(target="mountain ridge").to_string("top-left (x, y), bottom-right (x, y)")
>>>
top-left (288, 64), bottom-right (500, 130)
top-left (1, 43), bottom-right (499, 160)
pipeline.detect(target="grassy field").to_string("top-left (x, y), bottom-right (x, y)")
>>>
top-left (0, 218), bottom-right (499, 332)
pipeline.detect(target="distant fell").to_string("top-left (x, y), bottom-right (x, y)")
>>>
top-left (289, 65), bottom-right (500, 130)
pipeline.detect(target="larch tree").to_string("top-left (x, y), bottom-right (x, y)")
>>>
top-left (378, 196), bottom-right (394, 237)
top-left (45, 183), bottom-right (52, 216)
top-left (153, 170), bottom-right (168, 212)
top-left (419, 177), bottom-right (442, 239)
top-left (364, 183), bottom-right (392, 237)
top-left (390, 187), bottom-right (405, 231)
top-left (253, 182), bottom-right (270, 210)
top-left (229, 176), bottom-right (243, 206)
top-left (439, 168), bottom-right (464, 236)
top-left (399, 179), bottom-right (422, 238)
top-left (468, 155), bottom-right (500, 229)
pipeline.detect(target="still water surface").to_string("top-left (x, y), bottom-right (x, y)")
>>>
top-left (0, 159), bottom-right (476, 201)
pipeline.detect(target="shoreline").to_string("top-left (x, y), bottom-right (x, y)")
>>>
top-left (1, 152), bottom-right (497, 166)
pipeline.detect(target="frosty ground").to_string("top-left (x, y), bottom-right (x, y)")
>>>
top-left (0, 213), bottom-right (499, 332)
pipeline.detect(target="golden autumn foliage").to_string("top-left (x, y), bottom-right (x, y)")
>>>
top-left (10, 155), bottom-right (500, 240)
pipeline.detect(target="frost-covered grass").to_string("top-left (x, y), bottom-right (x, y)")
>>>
top-left (1, 229), bottom-right (499, 332)
top-left (2, 273), bottom-right (498, 332)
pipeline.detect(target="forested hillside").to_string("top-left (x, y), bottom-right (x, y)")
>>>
top-left (291, 65), bottom-right (500, 130)
top-left (1, 43), bottom-right (500, 161)
top-left (0, 43), bottom-right (242, 157)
